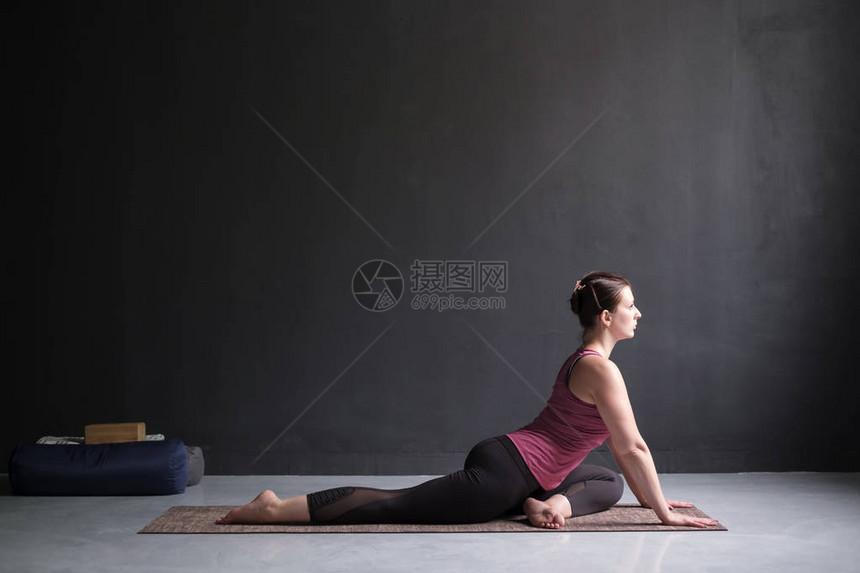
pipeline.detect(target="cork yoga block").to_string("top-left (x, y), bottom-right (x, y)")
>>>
top-left (84, 422), bottom-right (146, 444)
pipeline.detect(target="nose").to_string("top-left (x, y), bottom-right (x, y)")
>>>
top-left (635, 306), bottom-right (642, 320)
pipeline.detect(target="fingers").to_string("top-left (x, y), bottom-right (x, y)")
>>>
top-left (661, 500), bottom-right (719, 528)
top-left (668, 516), bottom-right (705, 528)
top-left (685, 517), bottom-right (719, 528)
top-left (663, 512), bottom-right (720, 528)
top-left (666, 500), bottom-right (693, 508)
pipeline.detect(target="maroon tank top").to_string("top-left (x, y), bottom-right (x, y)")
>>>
top-left (506, 349), bottom-right (610, 490)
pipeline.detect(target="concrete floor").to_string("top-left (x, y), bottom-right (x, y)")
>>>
top-left (1, 472), bottom-right (858, 573)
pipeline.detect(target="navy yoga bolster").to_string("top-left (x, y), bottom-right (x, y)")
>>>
top-left (8, 439), bottom-right (188, 495)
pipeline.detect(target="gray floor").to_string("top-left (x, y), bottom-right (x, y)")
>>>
top-left (1, 472), bottom-right (858, 573)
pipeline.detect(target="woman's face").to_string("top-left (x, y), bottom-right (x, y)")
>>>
top-left (608, 286), bottom-right (642, 340)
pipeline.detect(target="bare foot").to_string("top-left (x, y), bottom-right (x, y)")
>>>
top-left (523, 497), bottom-right (565, 529)
top-left (216, 490), bottom-right (282, 524)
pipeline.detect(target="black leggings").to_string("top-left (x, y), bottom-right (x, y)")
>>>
top-left (307, 436), bottom-right (623, 524)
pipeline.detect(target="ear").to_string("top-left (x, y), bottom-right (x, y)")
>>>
top-left (600, 309), bottom-right (612, 327)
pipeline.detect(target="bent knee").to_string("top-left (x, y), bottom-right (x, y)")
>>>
top-left (606, 470), bottom-right (624, 504)
top-left (580, 469), bottom-right (624, 513)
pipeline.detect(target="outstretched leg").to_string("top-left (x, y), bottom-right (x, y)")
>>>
top-left (217, 490), bottom-right (310, 524)
top-left (217, 436), bottom-right (536, 526)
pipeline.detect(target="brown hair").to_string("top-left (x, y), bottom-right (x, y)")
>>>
top-left (569, 271), bottom-right (631, 329)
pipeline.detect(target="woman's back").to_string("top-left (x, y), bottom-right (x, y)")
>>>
top-left (506, 349), bottom-right (610, 490)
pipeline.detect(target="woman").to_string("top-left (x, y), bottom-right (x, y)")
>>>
top-left (218, 271), bottom-right (717, 528)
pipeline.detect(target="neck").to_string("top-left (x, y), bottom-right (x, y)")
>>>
top-left (580, 328), bottom-right (618, 359)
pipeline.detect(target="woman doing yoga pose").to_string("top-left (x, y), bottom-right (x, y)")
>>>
top-left (218, 271), bottom-right (718, 529)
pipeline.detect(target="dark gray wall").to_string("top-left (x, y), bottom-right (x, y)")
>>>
top-left (7, 1), bottom-right (860, 475)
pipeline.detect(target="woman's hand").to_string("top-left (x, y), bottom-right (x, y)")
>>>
top-left (641, 500), bottom-right (718, 528)
top-left (659, 510), bottom-right (720, 528)
top-left (640, 499), bottom-right (693, 510)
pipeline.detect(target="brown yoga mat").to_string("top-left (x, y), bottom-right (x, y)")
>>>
top-left (139, 504), bottom-right (726, 533)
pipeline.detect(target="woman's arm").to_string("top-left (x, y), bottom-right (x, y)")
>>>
top-left (607, 435), bottom-right (695, 511)
top-left (586, 359), bottom-right (716, 528)
top-left (606, 435), bottom-right (649, 505)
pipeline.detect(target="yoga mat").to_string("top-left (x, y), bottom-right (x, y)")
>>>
top-left (139, 504), bottom-right (726, 533)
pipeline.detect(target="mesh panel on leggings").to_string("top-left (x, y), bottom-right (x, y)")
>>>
top-left (307, 487), bottom-right (409, 524)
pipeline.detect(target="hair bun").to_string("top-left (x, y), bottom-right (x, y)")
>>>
top-left (569, 280), bottom-right (586, 315)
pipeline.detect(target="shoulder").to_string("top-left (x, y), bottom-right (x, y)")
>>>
top-left (575, 354), bottom-right (623, 382)
top-left (568, 354), bottom-right (625, 403)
